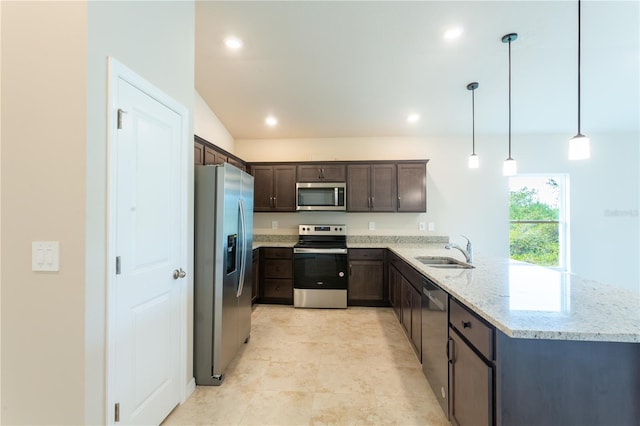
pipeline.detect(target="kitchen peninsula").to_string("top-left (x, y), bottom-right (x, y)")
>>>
top-left (253, 235), bottom-right (640, 426)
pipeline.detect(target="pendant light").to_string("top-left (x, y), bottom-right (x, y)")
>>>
top-left (502, 33), bottom-right (518, 176)
top-left (569, 0), bottom-right (591, 160)
top-left (467, 82), bottom-right (480, 169)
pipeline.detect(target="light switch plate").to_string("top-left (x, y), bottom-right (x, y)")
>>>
top-left (32, 241), bottom-right (60, 272)
top-left (419, 222), bottom-right (426, 231)
top-left (428, 222), bottom-right (435, 231)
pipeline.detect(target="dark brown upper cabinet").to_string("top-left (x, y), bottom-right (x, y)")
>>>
top-left (297, 164), bottom-right (346, 182)
top-left (347, 163), bottom-right (397, 212)
top-left (251, 164), bottom-right (296, 212)
top-left (397, 162), bottom-right (427, 212)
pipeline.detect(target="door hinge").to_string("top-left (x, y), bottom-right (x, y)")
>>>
top-left (117, 108), bottom-right (126, 129)
top-left (116, 256), bottom-right (121, 275)
top-left (114, 402), bottom-right (120, 422)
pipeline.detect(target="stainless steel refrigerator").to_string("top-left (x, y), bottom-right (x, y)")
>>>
top-left (194, 163), bottom-right (254, 385)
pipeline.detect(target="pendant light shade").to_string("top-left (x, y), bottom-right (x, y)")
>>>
top-left (569, 0), bottom-right (591, 160)
top-left (467, 82), bottom-right (480, 169)
top-left (502, 33), bottom-right (518, 176)
top-left (569, 133), bottom-right (591, 160)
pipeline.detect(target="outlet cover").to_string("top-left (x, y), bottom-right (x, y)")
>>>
top-left (368, 221), bottom-right (375, 231)
top-left (428, 222), bottom-right (435, 231)
top-left (419, 222), bottom-right (426, 231)
top-left (271, 221), bottom-right (278, 229)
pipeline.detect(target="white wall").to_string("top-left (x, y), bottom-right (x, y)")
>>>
top-left (194, 90), bottom-right (234, 152)
top-left (86, 2), bottom-right (195, 423)
top-left (235, 132), bottom-right (639, 292)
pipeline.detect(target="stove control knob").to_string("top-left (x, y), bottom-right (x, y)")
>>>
top-left (339, 271), bottom-right (345, 278)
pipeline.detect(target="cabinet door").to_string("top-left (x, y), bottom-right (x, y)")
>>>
top-left (297, 165), bottom-right (323, 182)
top-left (410, 284), bottom-right (422, 360)
top-left (347, 164), bottom-right (370, 211)
top-left (252, 166), bottom-right (275, 211)
top-left (272, 165), bottom-right (296, 211)
top-left (228, 157), bottom-right (246, 172)
top-left (388, 265), bottom-right (399, 318)
top-left (252, 249), bottom-right (259, 304)
top-left (449, 330), bottom-right (493, 426)
top-left (319, 164), bottom-right (346, 181)
top-left (262, 279), bottom-right (293, 300)
top-left (397, 163), bottom-right (426, 212)
top-left (203, 146), bottom-right (218, 165)
top-left (194, 141), bottom-right (204, 165)
top-left (401, 277), bottom-right (412, 336)
top-left (348, 260), bottom-right (384, 303)
top-left (370, 164), bottom-right (397, 212)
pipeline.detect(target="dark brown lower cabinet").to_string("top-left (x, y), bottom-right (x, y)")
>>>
top-left (251, 248), bottom-right (259, 304)
top-left (348, 249), bottom-right (387, 306)
top-left (259, 247), bottom-right (293, 304)
top-left (449, 329), bottom-right (494, 426)
top-left (388, 264), bottom-right (402, 320)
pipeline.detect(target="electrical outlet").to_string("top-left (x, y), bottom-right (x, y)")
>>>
top-left (428, 222), bottom-right (435, 231)
top-left (419, 222), bottom-right (426, 231)
top-left (271, 221), bottom-right (278, 229)
top-left (368, 221), bottom-right (375, 231)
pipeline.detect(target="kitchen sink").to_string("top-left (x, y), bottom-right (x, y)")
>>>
top-left (415, 256), bottom-right (475, 269)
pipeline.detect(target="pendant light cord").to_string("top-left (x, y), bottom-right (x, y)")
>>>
top-left (508, 37), bottom-right (512, 159)
top-left (577, 0), bottom-right (582, 134)
top-left (472, 89), bottom-right (476, 155)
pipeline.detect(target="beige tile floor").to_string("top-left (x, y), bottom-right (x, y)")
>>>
top-left (163, 304), bottom-right (449, 425)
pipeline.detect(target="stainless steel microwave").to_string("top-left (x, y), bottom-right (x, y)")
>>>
top-left (296, 182), bottom-right (346, 211)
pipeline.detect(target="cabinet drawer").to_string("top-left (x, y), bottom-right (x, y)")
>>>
top-left (262, 247), bottom-right (292, 259)
top-left (263, 279), bottom-right (293, 299)
top-left (450, 298), bottom-right (494, 360)
top-left (264, 259), bottom-right (292, 279)
top-left (349, 248), bottom-right (385, 261)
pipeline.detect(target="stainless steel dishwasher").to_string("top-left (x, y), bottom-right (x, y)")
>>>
top-left (421, 277), bottom-right (449, 419)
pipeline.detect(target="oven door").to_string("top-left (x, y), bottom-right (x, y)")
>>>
top-left (293, 248), bottom-right (348, 290)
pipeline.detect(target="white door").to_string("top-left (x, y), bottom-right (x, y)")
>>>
top-left (110, 65), bottom-right (185, 424)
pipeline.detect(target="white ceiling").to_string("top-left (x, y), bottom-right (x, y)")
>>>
top-left (195, 1), bottom-right (639, 140)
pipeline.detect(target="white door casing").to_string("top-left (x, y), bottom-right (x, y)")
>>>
top-left (106, 58), bottom-right (190, 425)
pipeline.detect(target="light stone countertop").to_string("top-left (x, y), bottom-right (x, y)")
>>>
top-left (253, 236), bottom-right (640, 343)
top-left (390, 246), bottom-right (640, 343)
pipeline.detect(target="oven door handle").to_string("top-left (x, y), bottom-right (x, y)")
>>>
top-left (293, 247), bottom-right (348, 254)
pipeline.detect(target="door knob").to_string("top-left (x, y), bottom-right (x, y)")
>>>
top-left (173, 268), bottom-right (186, 279)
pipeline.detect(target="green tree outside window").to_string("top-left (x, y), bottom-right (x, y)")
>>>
top-left (509, 178), bottom-right (561, 267)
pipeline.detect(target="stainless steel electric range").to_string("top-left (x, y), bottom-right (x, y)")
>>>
top-left (293, 224), bottom-right (348, 309)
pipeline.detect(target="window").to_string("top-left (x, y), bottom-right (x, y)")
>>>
top-left (509, 175), bottom-right (569, 271)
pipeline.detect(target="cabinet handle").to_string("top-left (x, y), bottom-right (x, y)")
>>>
top-left (462, 320), bottom-right (472, 329)
top-left (397, 196), bottom-right (401, 209)
top-left (273, 196), bottom-right (277, 208)
top-left (320, 168), bottom-right (324, 179)
top-left (446, 337), bottom-right (455, 362)
top-left (371, 196), bottom-right (375, 208)
top-left (349, 264), bottom-right (352, 276)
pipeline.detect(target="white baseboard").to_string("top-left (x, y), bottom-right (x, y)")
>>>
top-left (182, 377), bottom-right (196, 403)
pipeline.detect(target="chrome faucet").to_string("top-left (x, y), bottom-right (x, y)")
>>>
top-left (445, 235), bottom-right (473, 263)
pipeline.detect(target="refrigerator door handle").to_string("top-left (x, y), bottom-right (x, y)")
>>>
top-left (237, 198), bottom-right (246, 298)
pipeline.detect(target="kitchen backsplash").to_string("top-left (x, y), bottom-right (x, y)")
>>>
top-left (253, 233), bottom-right (449, 244)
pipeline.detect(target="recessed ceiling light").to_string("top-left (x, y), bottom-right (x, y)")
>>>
top-left (265, 116), bottom-right (278, 127)
top-left (407, 113), bottom-right (420, 123)
top-left (443, 26), bottom-right (464, 40)
top-left (224, 36), bottom-right (243, 50)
